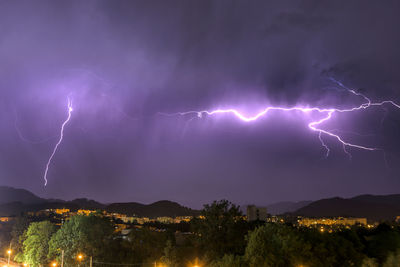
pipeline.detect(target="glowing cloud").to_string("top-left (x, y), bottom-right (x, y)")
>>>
top-left (161, 80), bottom-right (399, 158)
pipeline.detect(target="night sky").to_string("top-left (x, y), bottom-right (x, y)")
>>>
top-left (1, 0), bottom-right (400, 208)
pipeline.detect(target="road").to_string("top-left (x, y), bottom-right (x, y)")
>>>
top-left (0, 257), bottom-right (20, 267)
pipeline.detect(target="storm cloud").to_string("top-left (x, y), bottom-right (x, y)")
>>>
top-left (1, 0), bottom-right (400, 207)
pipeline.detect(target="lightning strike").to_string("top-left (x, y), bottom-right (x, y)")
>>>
top-left (318, 132), bottom-right (330, 158)
top-left (43, 97), bottom-right (73, 186)
top-left (162, 80), bottom-right (400, 158)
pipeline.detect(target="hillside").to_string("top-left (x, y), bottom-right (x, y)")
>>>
top-left (69, 198), bottom-right (105, 209)
top-left (351, 194), bottom-right (400, 206)
top-left (267, 200), bottom-right (312, 215)
top-left (0, 187), bottom-right (107, 216)
top-left (106, 200), bottom-right (200, 218)
top-left (0, 186), bottom-right (199, 218)
top-left (0, 201), bottom-right (82, 216)
top-left (0, 186), bottom-right (46, 205)
top-left (2, 186), bottom-right (400, 220)
top-left (294, 195), bottom-right (400, 221)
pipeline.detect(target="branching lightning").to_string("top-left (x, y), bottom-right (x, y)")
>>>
top-left (161, 80), bottom-right (400, 158)
top-left (43, 97), bottom-right (73, 186)
top-left (33, 79), bottom-right (399, 186)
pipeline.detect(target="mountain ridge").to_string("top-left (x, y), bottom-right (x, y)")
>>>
top-left (293, 195), bottom-right (400, 221)
top-left (266, 200), bottom-right (312, 215)
top-left (2, 186), bottom-right (400, 221)
top-left (0, 186), bottom-right (46, 205)
top-left (0, 186), bottom-right (198, 218)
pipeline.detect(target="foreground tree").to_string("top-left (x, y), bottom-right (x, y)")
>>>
top-left (48, 215), bottom-right (114, 265)
top-left (160, 240), bottom-right (179, 267)
top-left (209, 254), bottom-right (246, 267)
top-left (245, 223), bottom-right (311, 267)
top-left (362, 250), bottom-right (400, 267)
top-left (192, 200), bottom-right (248, 260)
top-left (361, 258), bottom-right (379, 267)
top-left (245, 223), bottom-right (367, 267)
top-left (11, 216), bottom-right (30, 261)
top-left (365, 224), bottom-right (400, 264)
top-left (126, 227), bottom-right (168, 263)
top-left (383, 249), bottom-right (400, 267)
top-left (22, 221), bottom-right (56, 267)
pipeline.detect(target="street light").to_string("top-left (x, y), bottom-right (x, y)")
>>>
top-left (77, 254), bottom-right (84, 267)
top-left (191, 258), bottom-right (201, 267)
top-left (6, 249), bottom-right (11, 265)
top-left (51, 262), bottom-right (57, 267)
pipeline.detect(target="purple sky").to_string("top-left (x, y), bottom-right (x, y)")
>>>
top-left (1, 0), bottom-right (400, 208)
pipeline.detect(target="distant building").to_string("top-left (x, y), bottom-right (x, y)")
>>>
top-left (247, 205), bottom-right (268, 221)
top-left (120, 229), bottom-right (132, 240)
top-left (114, 229), bottom-right (132, 241)
top-left (174, 216), bottom-right (193, 223)
top-left (298, 217), bottom-right (367, 227)
top-left (120, 216), bottom-right (136, 224)
top-left (53, 208), bottom-right (70, 215)
top-left (77, 209), bottom-right (96, 216)
top-left (115, 223), bottom-right (128, 232)
top-left (134, 217), bottom-right (150, 224)
top-left (156, 217), bottom-right (175, 224)
top-left (0, 217), bottom-right (12, 222)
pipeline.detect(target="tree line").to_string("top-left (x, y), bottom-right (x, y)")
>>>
top-left (5, 200), bottom-right (400, 266)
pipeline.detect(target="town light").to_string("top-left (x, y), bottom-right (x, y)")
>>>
top-left (51, 262), bottom-right (57, 267)
top-left (77, 254), bottom-right (83, 260)
top-left (6, 250), bottom-right (11, 255)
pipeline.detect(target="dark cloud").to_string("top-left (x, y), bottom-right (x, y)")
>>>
top-left (265, 11), bottom-right (332, 35)
top-left (1, 0), bottom-right (400, 207)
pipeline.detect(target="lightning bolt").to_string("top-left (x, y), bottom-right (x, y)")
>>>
top-left (161, 80), bottom-right (400, 158)
top-left (43, 97), bottom-right (73, 186)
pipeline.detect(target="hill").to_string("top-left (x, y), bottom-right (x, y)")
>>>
top-left (351, 194), bottom-right (400, 206)
top-left (294, 195), bottom-right (400, 221)
top-left (0, 186), bottom-right (199, 218)
top-left (69, 198), bottom-right (105, 210)
top-left (106, 200), bottom-right (200, 218)
top-left (267, 200), bottom-right (312, 215)
top-left (0, 201), bottom-right (82, 216)
top-left (0, 186), bottom-right (46, 205)
top-left (0, 187), bottom-right (107, 216)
